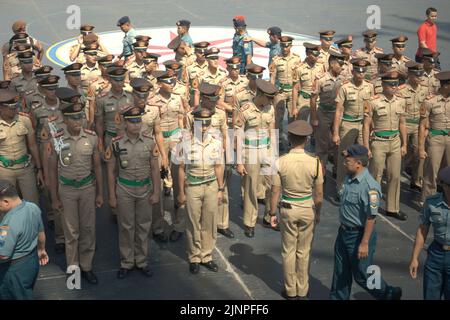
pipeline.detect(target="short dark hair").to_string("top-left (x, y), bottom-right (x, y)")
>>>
top-left (426, 7), bottom-right (437, 16)
top-left (0, 180), bottom-right (18, 199)
top-left (355, 155), bottom-right (369, 167)
top-left (288, 133), bottom-right (307, 146)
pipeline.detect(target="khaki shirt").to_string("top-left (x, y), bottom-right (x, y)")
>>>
top-left (172, 80), bottom-right (189, 103)
top-left (143, 72), bottom-right (158, 90)
top-left (148, 93), bottom-right (184, 133)
top-left (127, 61), bottom-right (146, 80)
top-left (392, 55), bottom-right (412, 75)
top-left (313, 71), bottom-right (345, 111)
top-left (10, 75), bottom-right (38, 110)
top-left (186, 61), bottom-right (208, 87)
top-left (233, 86), bottom-right (256, 111)
top-left (420, 94), bottom-right (450, 131)
top-left (341, 59), bottom-right (353, 80)
top-left (294, 61), bottom-right (325, 94)
top-left (180, 52), bottom-right (196, 69)
top-left (0, 113), bottom-right (34, 168)
top-left (353, 47), bottom-right (383, 78)
top-left (58, 128), bottom-right (98, 185)
top-left (421, 69), bottom-right (441, 95)
top-left (316, 47), bottom-right (330, 71)
top-left (398, 83), bottom-right (428, 129)
top-left (80, 63), bottom-right (102, 92)
top-left (221, 75), bottom-right (248, 103)
top-left (273, 148), bottom-right (323, 207)
top-left (2, 38), bottom-right (42, 80)
top-left (270, 53), bottom-right (301, 90)
top-left (186, 108), bottom-right (227, 136)
top-left (89, 75), bottom-right (111, 97)
top-left (371, 76), bottom-right (383, 95)
top-left (366, 94), bottom-right (406, 132)
top-left (29, 95), bottom-right (63, 144)
top-left (336, 80), bottom-right (374, 120)
top-left (95, 90), bottom-right (132, 134)
top-left (199, 67), bottom-right (227, 85)
top-left (142, 104), bottom-right (161, 135)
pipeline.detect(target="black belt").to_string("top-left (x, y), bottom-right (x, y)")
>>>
top-left (340, 224), bottom-right (364, 232)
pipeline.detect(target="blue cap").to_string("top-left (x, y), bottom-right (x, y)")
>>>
top-left (344, 144), bottom-right (368, 158)
top-left (267, 26), bottom-right (282, 37)
top-left (117, 16), bottom-right (130, 26)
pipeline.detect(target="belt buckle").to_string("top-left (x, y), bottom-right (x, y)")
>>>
top-left (443, 244), bottom-right (450, 251)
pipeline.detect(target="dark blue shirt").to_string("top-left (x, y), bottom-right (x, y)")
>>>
top-left (420, 193), bottom-right (450, 246)
top-left (232, 32), bottom-right (253, 73)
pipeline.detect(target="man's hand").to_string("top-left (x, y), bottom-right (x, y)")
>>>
top-left (177, 193), bottom-right (186, 207)
top-left (95, 195), bottom-right (104, 208)
top-left (401, 145), bottom-right (407, 157)
top-left (236, 164), bottom-right (248, 176)
top-left (332, 133), bottom-right (340, 146)
top-left (409, 258), bottom-right (419, 279)
top-left (270, 215), bottom-right (278, 228)
top-left (162, 156), bottom-right (169, 171)
top-left (36, 170), bottom-right (45, 188)
top-left (310, 115), bottom-right (319, 128)
top-left (108, 195), bottom-right (117, 209)
top-left (52, 199), bottom-right (63, 211)
top-left (217, 191), bottom-right (223, 204)
top-left (357, 242), bottom-right (369, 259)
top-left (367, 149), bottom-right (373, 159)
top-left (77, 35), bottom-right (83, 45)
top-left (38, 248), bottom-right (49, 266)
top-left (419, 149), bottom-right (427, 159)
top-left (149, 192), bottom-right (160, 205)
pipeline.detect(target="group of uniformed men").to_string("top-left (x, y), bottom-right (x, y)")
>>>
top-left (0, 14), bottom-right (449, 300)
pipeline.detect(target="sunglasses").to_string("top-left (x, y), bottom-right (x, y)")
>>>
top-left (159, 78), bottom-right (176, 85)
top-left (85, 51), bottom-right (98, 56)
top-left (394, 44), bottom-right (405, 48)
top-left (126, 117), bottom-right (142, 123)
top-left (320, 36), bottom-right (333, 41)
top-left (134, 91), bottom-right (150, 98)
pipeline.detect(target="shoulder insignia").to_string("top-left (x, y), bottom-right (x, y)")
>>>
top-left (240, 102), bottom-right (251, 112)
top-left (112, 135), bottom-right (123, 142)
top-left (419, 103), bottom-right (427, 117)
top-left (370, 95), bottom-right (380, 100)
top-left (369, 189), bottom-right (379, 209)
top-left (142, 131), bottom-right (153, 139)
top-left (18, 112), bottom-right (30, 118)
top-left (83, 128), bottom-right (96, 136)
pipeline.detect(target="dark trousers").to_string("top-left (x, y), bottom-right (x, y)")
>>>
top-left (0, 250), bottom-right (39, 300)
top-left (424, 241), bottom-right (450, 300)
top-left (330, 227), bottom-right (395, 300)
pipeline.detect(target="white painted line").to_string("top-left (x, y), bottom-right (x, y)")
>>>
top-left (214, 246), bottom-right (255, 300)
top-left (30, 0), bottom-right (62, 41)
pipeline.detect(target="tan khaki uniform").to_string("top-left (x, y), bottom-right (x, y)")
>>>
top-left (172, 80), bottom-right (189, 106)
top-left (313, 72), bottom-right (344, 167)
top-left (421, 69), bottom-right (441, 95)
top-left (236, 102), bottom-right (274, 227)
top-left (95, 90), bottom-right (132, 147)
top-left (176, 132), bottom-right (222, 263)
top-left (180, 52), bottom-right (196, 68)
top-left (273, 148), bottom-right (323, 297)
top-left (366, 94), bottom-right (406, 213)
top-left (371, 76), bottom-right (383, 95)
top-left (270, 53), bottom-right (301, 130)
top-left (0, 113), bottom-right (39, 205)
top-left (199, 67), bottom-right (228, 85)
top-left (420, 94), bottom-right (450, 201)
top-left (148, 93), bottom-right (185, 232)
top-left (335, 79), bottom-right (374, 187)
top-left (221, 75), bottom-right (248, 126)
top-left (109, 132), bottom-right (156, 269)
top-left (2, 39), bottom-right (42, 80)
top-left (10, 75), bottom-right (38, 112)
top-left (340, 59), bottom-right (353, 80)
top-left (392, 55), bottom-right (412, 75)
top-left (69, 43), bottom-right (107, 65)
top-left (353, 46), bottom-right (383, 80)
top-left (186, 61), bottom-right (208, 97)
top-left (143, 72), bottom-right (158, 91)
top-left (57, 128), bottom-right (98, 271)
top-left (233, 86), bottom-right (256, 111)
top-left (127, 60), bottom-right (146, 81)
top-left (316, 47), bottom-right (330, 71)
top-left (293, 61), bottom-right (325, 120)
top-left (80, 63), bottom-right (102, 93)
top-left (398, 83), bottom-right (428, 187)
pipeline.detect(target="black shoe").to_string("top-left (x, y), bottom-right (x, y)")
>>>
top-left (410, 183), bottom-right (422, 192)
top-left (169, 230), bottom-right (183, 242)
top-left (81, 270), bottom-right (98, 284)
top-left (189, 263), bottom-right (200, 274)
top-left (391, 287), bottom-right (402, 300)
top-left (47, 220), bottom-right (55, 230)
top-left (386, 211), bottom-right (408, 221)
top-left (153, 232), bottom-right (168, 243)
top-left (54, 243), bottom-right (65, 254)
top-left (117, 268), bottom-right (131, 279)
top-left (244, 227), bottom-right (254, 238)
top-left (138, 265), bottom-right (153, 277)
top-left (201, 261), bottom-right (219, 272)
top-left (164, 187), bottom-right (171, 197)
top-left (262, 219), bottom-right (280, 231)
top-left (281, 290), bottom-right (297, 300)
top-left (217, 228), bottom-right (234, 238)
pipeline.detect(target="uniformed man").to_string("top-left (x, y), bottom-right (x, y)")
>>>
top-left (270, 120), bottom-right (323, 300)
top-left (409, 166), bottom-right (450, 300)
top-left (330, 144), bottom-right (402, 300)
top-left (333, 58), bottom-right (374, 191)
top-left (317, 30), bottom-right (335, 72)
top-left (79, 42), bottom-right (102, 94)
top-left (105, 105), bottom-right (160, 279)
top-left (2, 21), bottom-right (44, 80)
top-left (69, 29), bottom-right (109, 64)
top-left (353, 30), bottom-right (383, 80)
top-left (168, 36), bottom-right (195, 67)
top-left (48, 101), bottom-right (103, 284)
top-left (335, 36), bottom-right (354, 80)
top-left (372, 53), bottom-right (395, 94)
top-left (148, 70), bottom-right (185, 241)
top-left (292, 42), bottom-right (325, 121)
top-left (0, 90), bottom-right (43, 206)
top-left (0, 81), bottom-right (10, 89)
top-left (126, 41), bottom-right (149, 82)
top-left (391, 35), bottom-right (412, 75)
top-left (10, 51), bottom-right (38, 110)
top-left (270, 36), bottom-right (301, 149)
top-left (95, 66), bottom-right (132, 153)
top-left (234, 79), bottom-right (277, 237)
top-left (0, 180), bottom-right (48, 300)
top-left (177, 108), bottom-right (224, 274)
top-left (234, 63), bottom-right (265, 111)
top-left (311, 51), bottom-right (346, 177)
top-left (419, 71), bottom-right (450, 203)
top-left (176, 20), bottom-right (194, 48)
top-left (88, 55), bottom-right (113, 97)
top-left (244, 26), bottom-right (282, 66)
top-left (363, 70), bottom-right (408, 220)
top-left (186, 41), bottom-right (210, 102)
top-left (421, 48), bottom-right (441, 95)
top-left (142, 52), bottom-right (161, 90)
top-left (232, 16), bottom-right (253, 74)
top-left (399, 62), bottom-right (428, 191)
top-left (117, 16), bottom-right (137, 62)
top-left (164, 60), bottom-right (190, 110)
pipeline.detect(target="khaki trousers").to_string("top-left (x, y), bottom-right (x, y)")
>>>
top-left (422, 135), bottom-right (450, 201)
top-left (337, 121), bottom-right (363, 188)
top-left (369, 136), bottom-right (401, 213)
top-left (217, 166), bottom-right (231, 229)
top-left (280, 205), bottom-right (315, 297)
top-left (117, 185), bottom-right (152, 269)
top-left (315, 108), bottom-right (337, 171)
top-left (185, 180), bottom-right (218, 263)
top-left (405, 125), bottom-right (424, 187)
top-left (59, 184), bottom-right (96, 272)
top-left (0, 165), bottom-right (39, 205)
